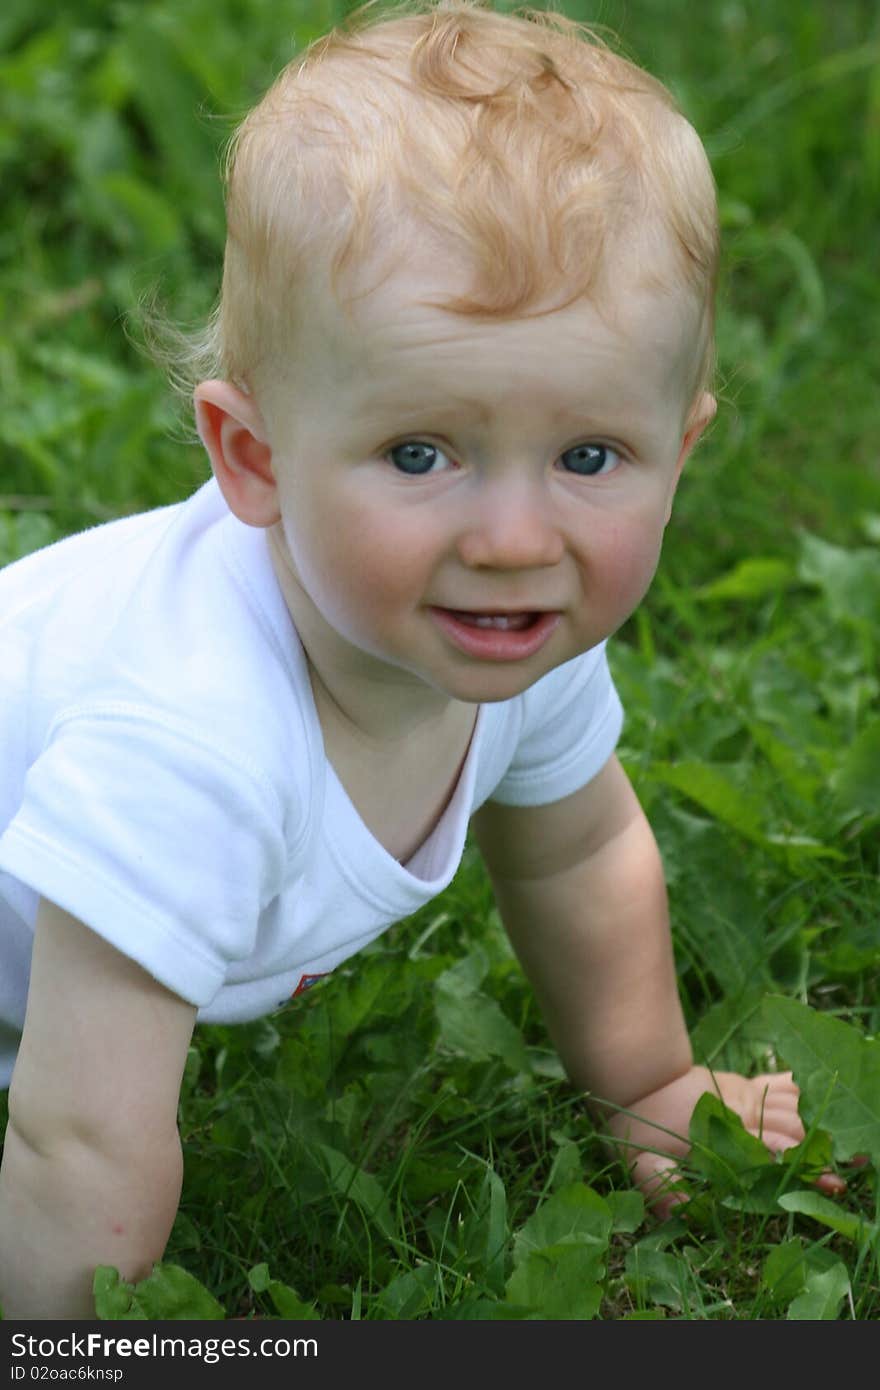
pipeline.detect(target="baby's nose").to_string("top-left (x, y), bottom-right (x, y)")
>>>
top-left (456, 482), bottom-right (565, 570)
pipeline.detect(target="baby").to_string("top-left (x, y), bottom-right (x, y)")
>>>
top-left (0, 0), bottom-right (815, 1319)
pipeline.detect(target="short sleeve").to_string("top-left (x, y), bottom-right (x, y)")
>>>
top-left (490, 644), bottom-right (623, 806)
top-left (0, 710), bottom-right (287, 1006)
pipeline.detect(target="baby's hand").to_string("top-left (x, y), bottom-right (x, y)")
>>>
top-left (605, 1065), bottom-right (845, 1218)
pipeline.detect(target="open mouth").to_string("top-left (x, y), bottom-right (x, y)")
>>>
top-left (445, 610), bottom-right (540, 631)
top-left (429, 606), bottom-right (561, 662)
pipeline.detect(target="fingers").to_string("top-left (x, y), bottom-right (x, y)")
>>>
top-left (616, 1070), bottom-right (866, 1219)
top-left (650, 1188), bottom-right (689, 1222)
top-left (814, 1171), bottom-right (847, 1196)
top-left (746, 1105), bottom-right (805, 1147)
top-left (745, 1078), bottom-right (854, 1196)
top-left (745, 1125), bottom-right (802, 1153)
top-left (632, 1153), bottom-right (689, 1220)
top-left (805, 1154), bottom-right (868, 1197)
top-left (744, 1073), bottom-right (805, 1148)
top-left (751, 1070), bottom-right (797, 1092)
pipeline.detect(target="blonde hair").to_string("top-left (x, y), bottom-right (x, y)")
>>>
top-left (179, 0), bottom-right (718, 402)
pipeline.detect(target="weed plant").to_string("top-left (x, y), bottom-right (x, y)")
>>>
top-left (1, 0), bottom-right (878, 1319)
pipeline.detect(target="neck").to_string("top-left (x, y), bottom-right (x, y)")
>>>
top-left (307, 659), bottom-right (471, 755)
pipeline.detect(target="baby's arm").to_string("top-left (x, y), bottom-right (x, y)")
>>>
top-left (0, 900), bottom-right (196, 1319)
top-left (472, 756), bottom-right (805, 1210)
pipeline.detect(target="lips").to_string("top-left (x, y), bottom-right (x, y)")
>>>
top-left (429, 606), bottom-right (561, 661)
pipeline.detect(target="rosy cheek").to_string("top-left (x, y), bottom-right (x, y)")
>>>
top-left (317, 531), bottom-right (415, 619)
top-left (596, 524), bottom-right (664, 602)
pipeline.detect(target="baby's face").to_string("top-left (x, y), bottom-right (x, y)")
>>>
top-left (261, 255), bottom-right (711, 707)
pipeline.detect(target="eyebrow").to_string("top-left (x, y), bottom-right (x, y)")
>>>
top-left (359, 390), bottom-right (492, 423)
top-left (357, 390), bottom-right (616, 432)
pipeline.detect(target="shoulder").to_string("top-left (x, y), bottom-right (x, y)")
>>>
top-left (480, 643), bottom-right (623, 810)
top-left (2, 481), bottom-right (323, 851)
top-left (520, 643), bottom-right (615, 716)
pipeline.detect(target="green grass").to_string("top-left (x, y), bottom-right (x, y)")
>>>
top-left (1, 0), bottom-right (879, 1319)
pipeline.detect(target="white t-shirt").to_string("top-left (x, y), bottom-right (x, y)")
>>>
top-left (0, 479), bottom-right (623, 1087)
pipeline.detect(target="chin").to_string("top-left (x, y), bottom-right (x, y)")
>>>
top-left (432, 664), bottom-right (555, 706)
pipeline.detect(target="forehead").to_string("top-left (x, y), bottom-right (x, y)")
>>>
top-left (274, 247), bottom-right (701, 426)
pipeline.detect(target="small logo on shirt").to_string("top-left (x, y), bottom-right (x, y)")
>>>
top-left (292, 972), bottom-right (329, 998)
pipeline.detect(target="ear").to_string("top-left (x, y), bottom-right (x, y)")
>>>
top-left (194, 380), bottom-right (280, 528)
top-left (664, 391), bottom-right (717, 524)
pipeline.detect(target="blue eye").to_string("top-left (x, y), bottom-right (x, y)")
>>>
top-left (389, 442), bottom-right (448, 475)
top-left (560, 444), bottom-right (619, 476)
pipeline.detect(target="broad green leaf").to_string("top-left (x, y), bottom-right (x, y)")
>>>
top-left (624, 1248), bottom-right (687, 1312)
top-left (746, 722), bottom-right (821, 801)
top-left (482, 1168), bottom-right (509, 1296)
top-left (512, 1183), bottom-right (612, 1265)
top-left (834, 722), bottom-right (880, 817)
top-left (762, 997), bottom-right (880, 1164)
top-left (435, 946), bottom-right (489, 997)
top-left (92, 1267), bottom-right (135, 1321)
top-left (248, 1263), bottom-right (272, 1292)
top-left (459, 1166), bottom-right (510, 1294)
top-left (402, 1158), bottom-right (462, 1200)
top-left (435, 988), bottom-right (529, 1072)
top-left (315, 1143), bottom-right (396, 1242)
top-left (606, 1189), bottom-right (645, 1234)
top-left (688, 1092), bottom-right (777, 1190)
top-left (689, 985), bottom-right (771, 1070)
top-left (505, 1242), bottom-right (605, 1319)
top-left (265, 1284), bottom-right (320, 1319)
top-left (652, 761), bottom-right (767, 843)
top-left (248, 1265), bottom-right (319, 1319)
top-left (798, 532), bottom-right (880, 628)
top-left (697, 557), bottom-right (795, 601)
top-left (769, 1126), bottom-right (834, 1178)
top-left (761, 1240), bottom-right (808, 1309)
top-left (327, 955), bottom-right (412, 1033)
top-left (819, 938), bottom-right (880, 978)
top-left (661, 827), bottom-right (772, 996)
top-left (93, 1263), bottom-right (224, 1320)
top-left (777, 1191), bottom-right (873, 1243)
top-left (786, 1262), bottom-right (851, 1320)
top-left (548, 1133), bottom-right (583, 1191)
top-left (375, 1265), bottom-right (436, 1319)
top-left (653, 761), bottom-right (839, 859)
